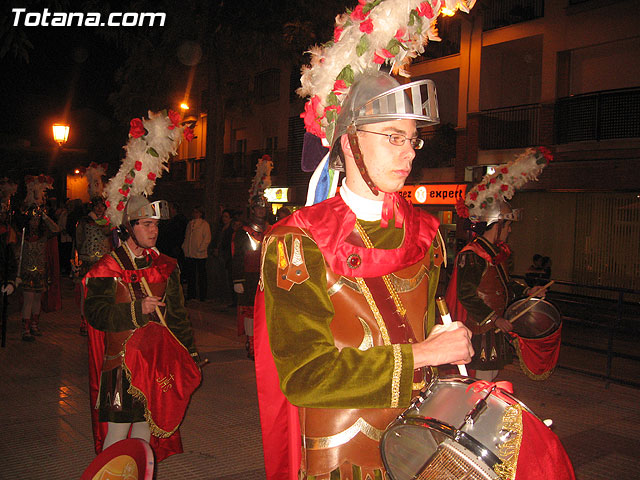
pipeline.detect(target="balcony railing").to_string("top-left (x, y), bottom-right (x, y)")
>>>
top-left (479, 103), bottom-right (541, 150)
top-left (482, 0), bottom-right (544, 31)
top-left (555, 87), bottom-right (640, 144)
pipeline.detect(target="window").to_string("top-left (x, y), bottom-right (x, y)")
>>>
top-left (255, 69), bottom-right (280, 104)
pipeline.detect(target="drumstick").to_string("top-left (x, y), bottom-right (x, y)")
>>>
top-left (140, 277), bottom-right (168, 327)
top-left (524, 280), bottom-right (555, 301)
top-left (435, 297), bottom-right (468, 376)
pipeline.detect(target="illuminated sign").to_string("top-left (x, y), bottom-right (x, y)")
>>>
top-left (398, 184), bottom-right (467, 205)
top-left (264, 187), bottom-right (289, 203)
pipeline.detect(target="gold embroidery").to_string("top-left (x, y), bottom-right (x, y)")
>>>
top-left (388, 264), bottom-right (428, 293)
top-left (327, 277), bottom-right (360, 296)
top-left (291, 237), bottom-right (303, 266)
top-left (355, 277), bottom-right (391, 346)
top-left (130, 302), bottom-right (140, 328)
top-left (356, 317), bottom-right (374, 351)
top-left (156, 373), bottom-right (175, 393)
top-left (303, 417), bottom-right (385, 450)
top-left (494, 403), bottom-right (523, 480)
top-left (277, 239), bottom-right (288, 270)
top-left (391, 344), bottom-right (402, 407)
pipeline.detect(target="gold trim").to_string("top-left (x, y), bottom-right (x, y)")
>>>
top-left (303, 417), bottom-right (385, 450)
top-left (388, 264), bottom-right (428, 293)
top-left (130, 301), bottom-right (140, 328)
top-left (327, 276), bottom-right (360, 296)
top-left (391, 344), bottom-right (402, 407)
top-left (512, 337), bottom-right (555, 381)
top-left (494, 403), bottom-right (523, 480)
top-left (355, 278), bottom-right (391, 346)
top-left (356, 316), bottom-right (374, 351)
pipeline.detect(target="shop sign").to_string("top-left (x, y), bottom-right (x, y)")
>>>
top-left (398, 184), bottom-right (467, 205)
top-left (264, 187), bottom-right (289, 203)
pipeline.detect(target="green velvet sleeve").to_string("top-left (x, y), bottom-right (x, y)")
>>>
top-left (163, 268), bottom-right (198, 356)
top-left (456, 251), bottom-right (494, 323)
top-left (84, 277), bottom-right (150, 332)
top-left (264, 234), bottom-right (415, 410)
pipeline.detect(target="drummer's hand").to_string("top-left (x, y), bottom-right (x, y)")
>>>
top-left (495, 317), bottom-right (513, 333)
top-left (141, 296), bottom-right (165, 314)
top-left (527, 285), bottom-right (547, 298)
top-left (412, 322), bottom-right (474, 368)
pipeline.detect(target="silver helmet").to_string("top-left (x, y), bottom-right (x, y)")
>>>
top-left (329, 71), bottom-right (440, 171)
top-left (470, 200), bottom-right (522, 226)
top-left (122, 194), bottom-right (169, 231)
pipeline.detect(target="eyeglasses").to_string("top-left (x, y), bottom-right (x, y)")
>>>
top-left (357, 129), bottom-right (424, 149)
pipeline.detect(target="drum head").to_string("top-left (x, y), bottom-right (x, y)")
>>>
top-left (506, 298), bottom-right (561, 339)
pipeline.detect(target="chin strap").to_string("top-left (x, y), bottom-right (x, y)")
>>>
top-left (346, 125), bottom-right (379, 196)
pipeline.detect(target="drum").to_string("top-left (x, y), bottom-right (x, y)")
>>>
top-left (505, 297), bottom-right (561, 339)
top-left (381, 376), bottom-right (537, 480)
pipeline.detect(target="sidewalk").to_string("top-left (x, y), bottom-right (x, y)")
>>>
top-left (0, 280), bottom-right (638, 479)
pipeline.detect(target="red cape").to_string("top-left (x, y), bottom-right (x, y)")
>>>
top-left (254, 194), bottom-right (439, 480)
top-left (84, 251), bottom-right (183, 462)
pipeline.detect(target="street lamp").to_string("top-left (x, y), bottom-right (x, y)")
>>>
top-left (52, 123), bottom-right (70, 146)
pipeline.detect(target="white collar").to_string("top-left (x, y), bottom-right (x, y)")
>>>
top-left (339, 180), bottom-right (382, 221)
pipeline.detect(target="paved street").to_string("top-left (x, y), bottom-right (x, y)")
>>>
top-left (1, 278), bottom-right (639, 479)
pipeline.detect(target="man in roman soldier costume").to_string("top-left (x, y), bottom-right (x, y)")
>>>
top-left (232, 155), bottom-right (272, 359)
top-left (446, 148), bottom-right (553, 381)
top-left (17, 175), bottom-right (60, 341)
top-left (84, 110), bottom-right (200, 461)
top-left (253, 2), bottom-right (480, 478)
top-left (75, 163), bottom-right (115, 335)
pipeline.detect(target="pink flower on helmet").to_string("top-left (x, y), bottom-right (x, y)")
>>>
top-left (129, 118), bottom-right (145, 138)
top-left (417, 2), bottom-right (434, 18)
top-left (394, 29), bottom-right (406, 41)
top-left (105, 201), bottom-right (110, 208)
top-left (167, 110), bottom-right (181, 130)
top-left (134, 161), bottom-right (142, 171)
top-left (359, 18), bottom-right (373, 34)
top-left (373, 52), bottom-right (385, 64)
top-left (334, 26), bottom-right (343, 43)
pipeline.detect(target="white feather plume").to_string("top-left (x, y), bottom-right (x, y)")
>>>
top-left (104, 110), bottom-right (187, 225)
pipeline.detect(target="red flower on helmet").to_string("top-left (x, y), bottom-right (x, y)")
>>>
top-left (359, 18), bottom-right (373, 34)
top-left (333, 79), bottom-right (347, 93)
top-left (117, 201), bottom-right (125, 211)
top-left (478, 184), bottom-right (486, 191)
top-left (167, 110), bottom-right (181, 130)
top-left (455, 196), bottom-right (469, 218)
top-left (501, 167), bottom-right (509, 174)
top-left (124, 176), bottom-right (134, 185)
top-left (129, 118), bottom-right (145, 138)
top-left (351, 4), bottom-right (367, 21)
top-left (373, 52), bottom-right (385, 64)
top-left (469, 192), bottom-right (478, 201)
top-left (394, 28), bottom-right (406, 41)
top-left (147, 172), bottom-right (157, 181)
top-left (134, 161), bottom-right (142, 171)
top-left (300, 96), bottom-right (325, 138)
top-left (183, 127), bottom-right (194, 142)
top-left (334, 26), bottom-right (343, 43)
top-left (417, 2), bottom-right (434, 17)
top-left (501, 184), bottom-right (509, 191)
top-left (537, 146), bottom-right (553, 163)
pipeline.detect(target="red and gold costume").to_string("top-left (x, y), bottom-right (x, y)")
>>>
top-left (255, 193), bottom-right (443, 479)
top-left (84, 244), bottom-right (200, 462)
top-left (445, 237), bottom-right (525, 372)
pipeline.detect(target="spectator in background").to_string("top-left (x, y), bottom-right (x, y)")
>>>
top-left (182, 206), bottom-right (211, 302)
top-left (525, 253), bottom-right (552, 287)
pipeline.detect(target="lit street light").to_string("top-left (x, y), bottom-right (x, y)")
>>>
top-left (52, 123), bottom-right (70, 146)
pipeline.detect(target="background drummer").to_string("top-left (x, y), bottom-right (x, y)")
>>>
top-left (445, 151), bottom-right (551, 381)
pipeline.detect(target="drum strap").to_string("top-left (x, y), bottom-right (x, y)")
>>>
top-left (111, 247), bottom-right (163, 323)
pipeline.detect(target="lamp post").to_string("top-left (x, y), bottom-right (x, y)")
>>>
top-left (52, 123), bottom-right (70, 147)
